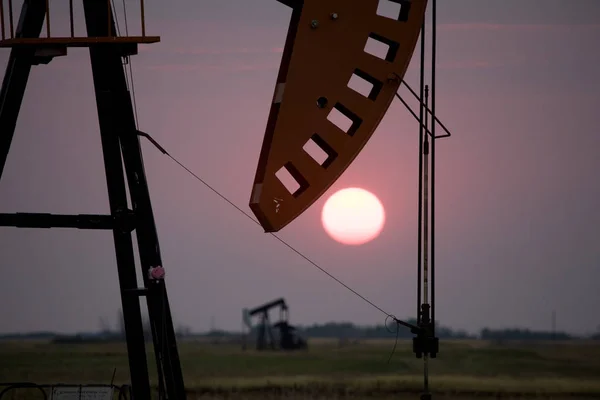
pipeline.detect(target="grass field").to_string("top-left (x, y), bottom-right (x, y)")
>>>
top-left (1, 338), bottom-right (600, 399)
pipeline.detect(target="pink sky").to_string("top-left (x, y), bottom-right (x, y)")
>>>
top-left (0, 0), bottom-right (599, 336)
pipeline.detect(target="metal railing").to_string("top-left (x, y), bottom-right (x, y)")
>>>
top-left (0, 0), bottom-right (148, 40)
top-left (0, 382), bottom-right (132, 400)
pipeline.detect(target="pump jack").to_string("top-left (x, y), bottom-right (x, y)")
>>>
top-left (0, 0), bottom-right (450, 399)
top-left (242, 298), bottom-right (307, 351)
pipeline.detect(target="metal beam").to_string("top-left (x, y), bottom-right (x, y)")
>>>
top-left (0, 0), bottom-right (46, 178)
top-left (0, 1), bottom-right (185, 399)
top-left (0, 212), bottom-right (124, 229)
top-left (275, 0), bottom-right (303, 8)
top-left (84, 0), bottom-right (185, 397)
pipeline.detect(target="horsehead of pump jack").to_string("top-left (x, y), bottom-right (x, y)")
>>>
top-left (249, 0), bottom-right (428, 233)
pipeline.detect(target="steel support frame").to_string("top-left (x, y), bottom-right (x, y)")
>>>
top-left (0, 1), bottom-right (185, 399)
top-left (412, 1), bottom-right (440, 398)
top-left (386, 1), bottom-right (446, 398)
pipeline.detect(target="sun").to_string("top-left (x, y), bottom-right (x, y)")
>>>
top-left (321, 187), bottom-right (386, 246)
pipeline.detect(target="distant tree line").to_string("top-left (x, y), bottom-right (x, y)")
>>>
top-left (290, 320), bottom-right (473, 339)
top-left (35, 309), bottom-right (193, 344)
top-left (480, 328), bottom-right (572, 341)
top-left (1, 313), bottom-right (598, 342)
top-left (207, 324), bottom-right (587, 342)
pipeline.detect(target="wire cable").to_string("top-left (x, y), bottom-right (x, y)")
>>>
top-left (385, 314), bottom-right (401, 364)
top-left (110, 0), bottom-right (121, 35)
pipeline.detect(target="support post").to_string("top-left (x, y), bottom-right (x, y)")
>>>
top-left (0, 1), bottom-right (186, 398)
top-left (0, 0), bottom-right (45, 178)
top-left (410, 1), bottom-right (442, 399)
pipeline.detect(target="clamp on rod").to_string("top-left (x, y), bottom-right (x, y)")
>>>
top-left (393, 79), bottom-right (452, 140)
top-left (389, 314), bottom-right (438, 359)
top-left (136, 130), bottom-right (168, 154)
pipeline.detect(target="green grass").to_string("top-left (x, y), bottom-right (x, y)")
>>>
top-left (1, 339), bottom-right (599, 398)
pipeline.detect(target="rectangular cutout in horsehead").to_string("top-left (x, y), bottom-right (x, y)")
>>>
top-left (376, 0), bottom-right (411, 21)
top-left (326, 103), bottom-right (362, 136)
top-left (348, 69), bottom-right (383, 100)
top-left (303, 134), bottom-right (338, 168)
top-left (275, 163), bottom-right (309, 197)
top-left (364, 33), bottom-right (400, 62)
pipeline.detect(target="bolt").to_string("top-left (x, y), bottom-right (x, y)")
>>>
top-left (330, 12), bottom-right (339, 20)
top-left (310, 20), bottom-right (319, 29)
top-left (316, 97), bottom-right (329, 108)
top-left (387, 73), bottom-right (400, 84)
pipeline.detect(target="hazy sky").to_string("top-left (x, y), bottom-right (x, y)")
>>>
top-left (1, 0), bottom-right (599, 336)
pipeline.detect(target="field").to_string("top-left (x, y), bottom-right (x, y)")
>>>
top-left (1, 338), bottom-right (600, 399)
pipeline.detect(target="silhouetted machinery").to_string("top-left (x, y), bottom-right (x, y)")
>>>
top-left (0, 0), bottom-right (446, 398)
top-left (242, 298), bottom-right (307, 351)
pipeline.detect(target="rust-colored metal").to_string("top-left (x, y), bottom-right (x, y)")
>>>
top-left (0, 35), bottom-right (160, 47)
top-left (0, 0), bottom-right (156, 46)
top-left (250, 0), bottom-right (427, 232)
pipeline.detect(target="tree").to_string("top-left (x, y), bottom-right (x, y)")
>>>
top-left (98, 316), bottom-right (112, 334)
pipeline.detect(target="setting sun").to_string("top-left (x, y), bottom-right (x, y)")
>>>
top-left (321, 188), bottom-right (386, 246)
